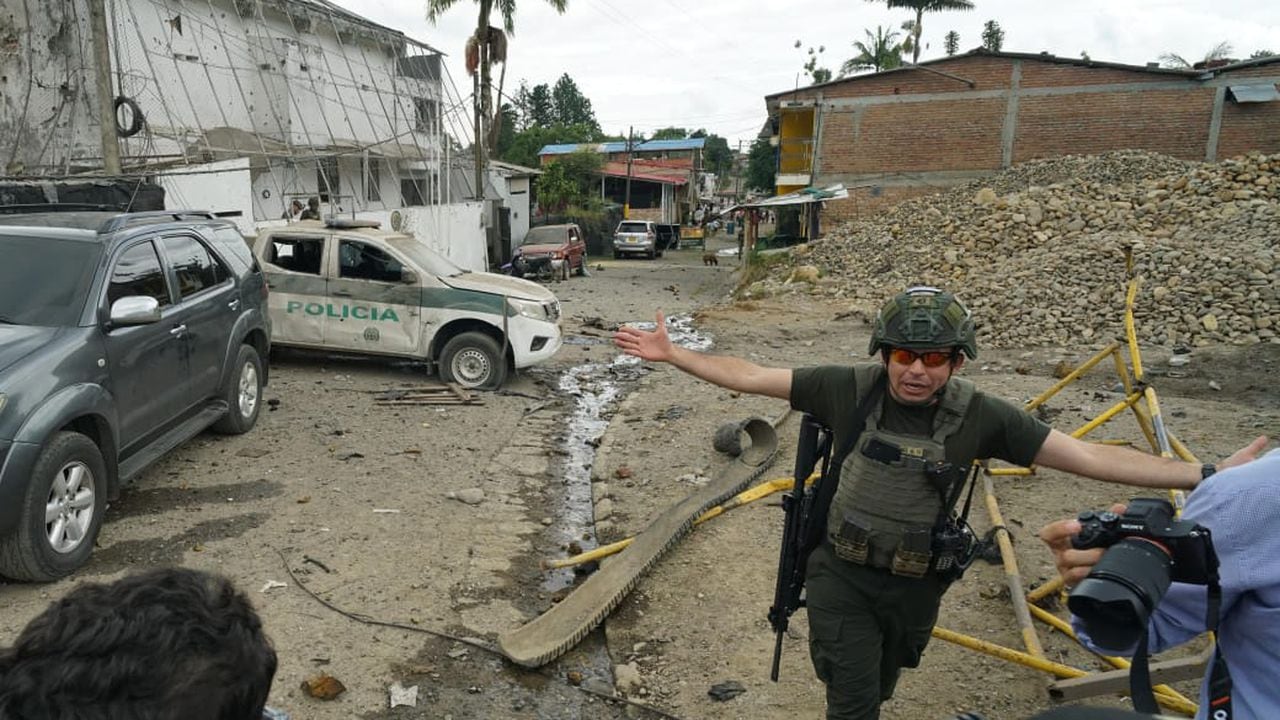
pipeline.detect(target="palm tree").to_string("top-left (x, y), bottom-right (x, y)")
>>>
top-left (841, 26), bottom-right (905, 76)
top-left (866, 0), bottom-right (975, 64)
top-left (1158, 41), bottom-right (1235, 69)
top-left (427, 0), bottom-right (568, 162)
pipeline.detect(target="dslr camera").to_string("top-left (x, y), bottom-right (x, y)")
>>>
top-left (1066, 498), bottom-right (1217, 651)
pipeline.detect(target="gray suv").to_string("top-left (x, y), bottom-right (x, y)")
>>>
top-left (0, 209), bottom-right (271, 581)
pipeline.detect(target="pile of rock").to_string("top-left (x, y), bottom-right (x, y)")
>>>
top-left (749, 151), bottom-right (1279, 349)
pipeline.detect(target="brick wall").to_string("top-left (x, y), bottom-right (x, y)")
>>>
top-left (769, 54), bottom-right (1280, 228)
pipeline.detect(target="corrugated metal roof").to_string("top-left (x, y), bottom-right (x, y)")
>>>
top-left (1227, 84), bottom-right (1280, 103)
top-left (538, 138), bottom-right (706, 156)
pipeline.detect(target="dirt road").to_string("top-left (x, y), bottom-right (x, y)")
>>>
top-left (2, 229), bottom-right (1275, 720)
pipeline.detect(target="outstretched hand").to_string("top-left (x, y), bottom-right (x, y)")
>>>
top-left (614, 310), bottom-right (675, 363)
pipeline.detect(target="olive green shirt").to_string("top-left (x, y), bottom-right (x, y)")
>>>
top-left (790, 364), bottom-right (1051, 469)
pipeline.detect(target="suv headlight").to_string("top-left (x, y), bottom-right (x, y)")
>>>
top-left (507, 297), bottom-right (550, 322)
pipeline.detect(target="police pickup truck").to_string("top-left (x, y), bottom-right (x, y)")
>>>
top-left (251, 219), bottom-right (561, 389)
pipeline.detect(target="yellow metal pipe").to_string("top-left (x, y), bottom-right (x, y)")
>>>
top-left (983, 474), bottom-right (1044, 658)
top-left (1024, 341), bottom-right (1122, 412)
top-left (1124, 278), bottom-right (1145, 381)
top-left (932, 626), bottom-right (1083, 677)
top-left (1027, 575), bottom-right (1064, 604)
top-left (1073, 391), bottom-right (1145, 439)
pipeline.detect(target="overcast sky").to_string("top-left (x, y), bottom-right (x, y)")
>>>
top-left (342, 0), bottom-right (1280, 149)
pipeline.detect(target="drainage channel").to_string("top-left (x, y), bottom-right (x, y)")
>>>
top-left (542, 314), bottom-right (714, 594)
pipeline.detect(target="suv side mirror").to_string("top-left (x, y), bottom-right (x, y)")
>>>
top-left (400, 268), bottom-right (419, 284)
top-left (109, 296), bottom-right (161, 327)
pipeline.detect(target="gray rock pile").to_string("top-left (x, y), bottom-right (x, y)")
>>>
top-left (749, 151), bottom-right (1279, 349)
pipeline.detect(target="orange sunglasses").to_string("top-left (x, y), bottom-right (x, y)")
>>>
top-left (888, 348), bottom-right (956, 368)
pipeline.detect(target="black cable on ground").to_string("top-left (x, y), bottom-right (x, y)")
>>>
top-left (276, 549), bottom-right (687, 720)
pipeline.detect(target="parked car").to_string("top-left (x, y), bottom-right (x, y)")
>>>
top-left (251, 218), bottom-right (562, 390)
top-left (512, 224), bottom-right (588, 281)
top-left (0, 209), bottom-right (271, 581)
top-left (612, 220), bottom-right (681, 259)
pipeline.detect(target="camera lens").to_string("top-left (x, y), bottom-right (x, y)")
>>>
top-left (1067, 538), bottom-right (1173, 651)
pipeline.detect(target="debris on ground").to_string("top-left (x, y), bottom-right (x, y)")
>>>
top-left (707, 680), bottom-right (746, 701)
top-left (747, 150), bottom-right (1279, 349)
top-left (301, 673), bottom-right (346, 700)
top-left (389, 682), bottom-right (419, 708)
top-left (372, 384), bottom-right (483, 406)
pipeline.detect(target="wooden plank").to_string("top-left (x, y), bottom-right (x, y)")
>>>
top-left (1047, 647), bottom-right (1212, 702)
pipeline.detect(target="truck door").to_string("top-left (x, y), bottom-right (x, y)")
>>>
top-left (260, 234), bottom-right (328, 346)
top-left (325, 238), bottom-right (422, 356)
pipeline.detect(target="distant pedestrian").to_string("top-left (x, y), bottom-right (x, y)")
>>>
top-left (282, 199), bottom-right (304, 221)
top-left (299, 196), bottom-right (321, 221)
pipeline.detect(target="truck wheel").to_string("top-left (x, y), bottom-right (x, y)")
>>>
top-left (613, 250), bottom-right (623, 259)
top-left (0, 432), bottom-right (107, 581)
top-left (212, 344), bottom-right (263, 435)
top-left (440, 332), bottom-right (507, 390)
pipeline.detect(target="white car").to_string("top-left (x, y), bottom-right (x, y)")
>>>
top-left (251, 219), bottom-right (561, 389)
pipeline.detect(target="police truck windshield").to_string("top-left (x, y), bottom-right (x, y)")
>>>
top-left (386, 236), bottom-right (468, 277)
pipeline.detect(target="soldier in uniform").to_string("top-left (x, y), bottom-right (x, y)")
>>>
top-left (613, 286), bottom-right (1266, 720)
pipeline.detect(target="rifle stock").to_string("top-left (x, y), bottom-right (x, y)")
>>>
top-left (768, 414), bottom-right (830, 681)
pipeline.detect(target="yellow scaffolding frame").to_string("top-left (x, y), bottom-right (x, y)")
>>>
top-left (932, 248), bottom-right (1203, 715)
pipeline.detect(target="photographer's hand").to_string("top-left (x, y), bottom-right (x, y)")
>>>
top-left (1038, 503), bottom-right (1126, 587)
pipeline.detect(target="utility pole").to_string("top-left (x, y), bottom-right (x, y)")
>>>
top-left (624, 126), bottom-right (634, 219)
top-left (733, 139), bottom-right (743, 202)
top-left (88, 0), bottom-right (121, 174)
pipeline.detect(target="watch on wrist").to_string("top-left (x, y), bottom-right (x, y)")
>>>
top-left (1200, 463), bottom-right (1217, 480)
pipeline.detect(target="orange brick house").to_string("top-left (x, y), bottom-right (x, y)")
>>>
top-left (763, 49), bottom-right (1280, 221)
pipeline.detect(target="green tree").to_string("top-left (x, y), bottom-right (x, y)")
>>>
top-left (650, 127), bottom-right (690, 140)
top-left (535, 149), bottom-right (602, 212)
top-left (866, 0), bottom-right (975, 64)
top-left (426, 0), bottom-right (569, 159)
top-left (494, 102), bottom-right (519, 158)
top-left (499, 121), bottom-right (601, 168)
top-left (980, 19), bottom-right (1004, 52)
top-left (1250, 49), bottom-right (1276, 59)
top-left (525, 83), bottom-right (554, 128)
top-left (745, 137), bottom-right (776, 193)
top-left (841, 26), bottom-right (905, 75)
top-left (943, 30), bottom-right (960, 56)
top-left (1159, 41), bottom-right (1235, 69)
top-left (701, 134), bottom-right (732, 176)
top-left (551, 73), bottom-right (600, 131)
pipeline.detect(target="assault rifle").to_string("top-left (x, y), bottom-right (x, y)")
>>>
top-left (767, 414), bottom-right (832, 681)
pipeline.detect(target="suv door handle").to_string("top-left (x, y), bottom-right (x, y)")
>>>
top-left (228, 299), bottom-right (241, 311)
top-left (169, 324), bottom-right (188, 336)
top-left (333, 290), bottom-right (352, 297)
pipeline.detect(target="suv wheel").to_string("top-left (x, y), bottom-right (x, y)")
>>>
top-left (440, 332), bottom-right (507, 390)
top-left (213, 344), bottom-right (263, 435)
top-left (0, 432), bottom-right (107, 581)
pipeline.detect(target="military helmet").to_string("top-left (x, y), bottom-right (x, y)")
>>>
top-left (868, 286), bottom-right (978, 359)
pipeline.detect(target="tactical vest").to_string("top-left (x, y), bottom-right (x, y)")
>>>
top-left (827, 364), bottom-right (976, 577)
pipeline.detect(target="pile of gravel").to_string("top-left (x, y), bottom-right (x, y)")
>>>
top-left (748, 151), bottom-right (1279, 349)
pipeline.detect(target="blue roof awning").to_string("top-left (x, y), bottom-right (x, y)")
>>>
top-left (538, 138), bottom-right (706, 156)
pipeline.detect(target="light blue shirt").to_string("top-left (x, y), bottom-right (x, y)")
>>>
top-left (1072, 448), bottom-right (1280, 720)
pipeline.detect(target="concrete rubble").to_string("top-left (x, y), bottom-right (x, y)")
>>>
top-left (747, 150), bottom-right (1280, 349)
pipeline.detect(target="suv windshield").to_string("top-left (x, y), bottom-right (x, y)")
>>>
top-left (617, 222), bottom-right (649, 233)
top-left (521, 227), bottom-right (563, 246)
top-left (0, 235), bottom-right (103, 326)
